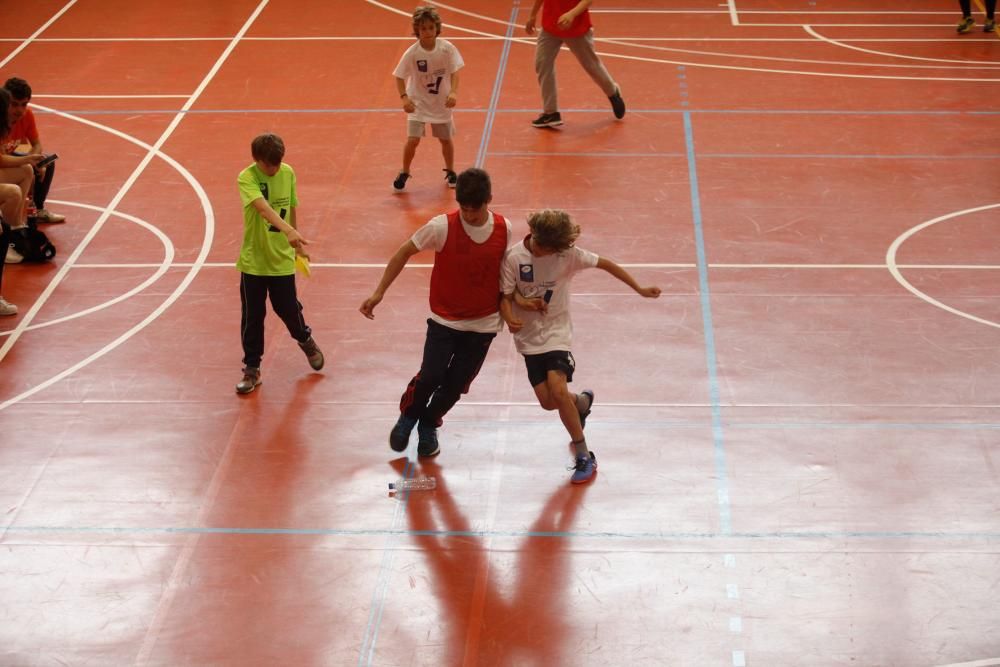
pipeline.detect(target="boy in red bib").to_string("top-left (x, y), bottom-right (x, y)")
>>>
top-left (360, 168), bottom-right (511, 457)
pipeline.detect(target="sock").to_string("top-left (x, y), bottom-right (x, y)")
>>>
top-left (571, 438), bottom-right (588, 459)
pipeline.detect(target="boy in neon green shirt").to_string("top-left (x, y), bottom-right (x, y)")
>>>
top-left (235, 133), bottom-right (324, 394)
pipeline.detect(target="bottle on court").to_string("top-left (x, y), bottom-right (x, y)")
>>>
top-left (389, 476), bottom-right (437, 493)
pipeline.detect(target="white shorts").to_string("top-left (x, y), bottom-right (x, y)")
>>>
top-left (407, 119), bottom-right (456, 139)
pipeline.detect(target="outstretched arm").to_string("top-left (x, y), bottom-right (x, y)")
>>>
top-left (359, 240), bottom-right (421, 319)
top-left (596, 256), bottom-right (662, 298)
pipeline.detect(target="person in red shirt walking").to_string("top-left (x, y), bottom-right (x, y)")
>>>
top-left (525, 0), bottom-right (625, 128)
top-left (360, 168), bottom-right (511, 457)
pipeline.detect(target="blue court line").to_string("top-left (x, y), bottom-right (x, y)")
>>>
top-left (36, 108), bottom-right (1000, 116)
top-left (683, 110), bottom-right (733, 536)
top-left (5, 524), bottom-right (1000, 541)
top-left (474, 6), bottom-right (518, 168)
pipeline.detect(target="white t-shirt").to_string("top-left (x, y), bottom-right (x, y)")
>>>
top-left (500, 239), bottom-right (599, 355)
top-left (392, 38), bottom-right (464, 124)
top-left (411, 212), bottom-right (513, 333)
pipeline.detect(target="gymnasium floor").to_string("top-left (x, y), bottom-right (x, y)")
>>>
top-left (1, 1), bottom-right (999, 665)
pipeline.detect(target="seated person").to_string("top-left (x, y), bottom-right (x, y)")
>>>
top-left (3, 77), bottom-right (63, 224)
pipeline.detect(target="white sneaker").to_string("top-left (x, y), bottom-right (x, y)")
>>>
top-left (5, 243), bottom-right (23, 264)
top-left (0, 297), bottom-right (17, 316)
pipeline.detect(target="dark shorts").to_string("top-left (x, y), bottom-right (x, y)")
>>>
top-left (524, 350), bottom-right (576, 387)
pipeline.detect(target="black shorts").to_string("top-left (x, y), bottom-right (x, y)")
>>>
top-left (524, 350), bottom-right (576, 387)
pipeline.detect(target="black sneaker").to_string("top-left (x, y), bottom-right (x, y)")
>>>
top-left (417, 420), bottom-right (440, 457)
top-left (578, 389), bottom-right (594, 429)
top-left (298, 337), bottom-right (324, 371)
top-left (393, 172), bottom-right (411, 192)
top-left (531, 112), bottom-right (563, 128)
top-left (236, 367), bottom-right (261, 394)
top-left (957, 16), bottom-right (975, 33)
top-left (609, 89), bottom-right (626, 119)
top-left (390, 414), bottom-right (418, 452)
top-left (444, 169), bottom-right (457, 188)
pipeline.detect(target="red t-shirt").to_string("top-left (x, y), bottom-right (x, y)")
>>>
top-left (2, 108), bottom-right (39, 154)
top-left (429, 211), bottom-right (508, 320)
top-left (542, 0), bottom-right (593, 38)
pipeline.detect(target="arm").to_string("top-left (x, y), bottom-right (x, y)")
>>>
top-left (500, 293), bottom-right (524, 333)
top-left (596, 256), bottom-right (662, 298)
top-left (359, 240), bottom-right (421, 319)
top-left (557, 0), bottom-right (592, 30)
top-left (396, 76), bottom-right (415, 113)
top-left (446, 71), bottom-right (459, 109)
top-left (0, 153), bottom-right (43, 168)
top-left (250, 198), bottom-right (305, 247)
top-left (524, 0), bottom-right (545, 34)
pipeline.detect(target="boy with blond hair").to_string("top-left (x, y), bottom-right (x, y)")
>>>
top-left (500, 210), bottom-right (660, 483)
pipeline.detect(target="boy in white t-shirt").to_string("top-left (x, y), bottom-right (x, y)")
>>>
top-left (392, 6), bottom-right (464, 192)
top-left (500, 210), bottom-right (661, 483)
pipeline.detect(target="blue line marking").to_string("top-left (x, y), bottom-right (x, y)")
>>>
top-left (475, 6), bottom-right (518, 168)
top-left (683, 110), bottom-right (732, 535)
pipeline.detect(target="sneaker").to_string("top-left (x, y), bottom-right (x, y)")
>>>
top-left (236, 367), bottom-right (261, 394)
top-left (957, 16), bottom-right (975, 33)
top-left (0, 297), bottom-right (17, 316)
top-left (5, 244), bottom-right (23, 264)
top-left (32, 209), bottom-right (65, 224)
top-left (531, 112), bottom-right (563, 128)
top-left (609, 89), bottom-right (626, 119)
top-left (390, 414), bottom-right (418, 452)
top-left (578, 389), bottom-right (595, 429)
top-left (298, 336), bottom-right (324, 371)
top-left (417, 420), bottom-right (440, 457)
top-left (443, 169), bottom-right (457, 188)
top-left (569, 451), bottom-right (598, 484)
top-left (985, 18), bottom-right (996, 32)
top-left (393, 171), bottom-right (411, 192)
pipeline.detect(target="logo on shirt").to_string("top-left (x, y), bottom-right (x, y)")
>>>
top-left (519, 264), bottom-right (534, 282)
top-left (417, 59), bottom-right (428, 73)
top-left (258, 181), bottom-right (269, 201)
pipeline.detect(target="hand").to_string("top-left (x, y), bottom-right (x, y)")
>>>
top-left (506, 316), bottom-right (524, 333)
top-left (445, 92), bottom-right (457, 109)
top-left (359, 293), bottom-right (383, 319)
top-left (557, 12), bottom-right (574, 29)
top-left (638, 286), bottom-right (662, 298)
top-left (403, 100), bottom-right (416, 113)
top-left (525, 16), bottom-right (537, 35)
top-left (284, 228), bottom-right (307, 247)
top-left (514, 291), bottom-right (548, 314)
top-left (23, 154), bottom-right (45, 166)
top-left (295, 246), bottom-right (311, 261)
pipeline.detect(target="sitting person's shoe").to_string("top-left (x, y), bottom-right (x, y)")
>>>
top-left (393, 171), bottom-right (411, 192)
top-left (298, 336), bottom-right (324, 371)
top-left (985, 18), bottom-right (996, 32)
top-left (5, 244), bottom-right (23, 264)
top-left (957, 16), bottom-right (976, 33)
top-left (531, 112), bottom-right (563, 128)
top-left (390, 414), bottom-right (419, 452)
top-left (578, 389), bottom-right (595, 429)
top-left (444, 169), bottom-right (457, 188)
top-left (0, 296), bottom-right (17, 316)
top-left (609, 89), bottom-right (626, 119)
top-left (236, 367), bottom-right (261, 394)
top-left (569, 451), bottom-right (598, 484)
top-left (417, 420), bottom-right (440, 457)
top-left (32, 209), bottom-right (65, 224)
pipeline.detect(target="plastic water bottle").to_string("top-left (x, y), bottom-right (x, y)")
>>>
top-left (388, 476), bottom-right (437, 493)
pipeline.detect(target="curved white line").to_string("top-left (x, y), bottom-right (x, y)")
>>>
top-left (885, 203), bottom-right (1000, 330)
top-left (804, 24), bottom-right (1000, 65)
top-left (366, 0), bottom-right (1000, 82)
top-left (0, 201), bottom-right (175, 336)
top-left (0, 104), bottom-right (214, 411)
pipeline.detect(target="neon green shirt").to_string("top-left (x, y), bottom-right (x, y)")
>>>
top-left (236, 162), bottom-right (299, 276)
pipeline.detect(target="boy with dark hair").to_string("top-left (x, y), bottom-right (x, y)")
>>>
top-left (392, 5), bottom-right (464, 192)
top-left (235, 133), bottom-right (324, 394)
top-left (360, 167), bottom-right (511, 456)
top-left (500, 209), bottom-right (660, 483)
top-left (2, 77), bottom-right (64, 224)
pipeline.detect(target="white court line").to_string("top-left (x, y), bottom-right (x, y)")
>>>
top-left (726, 0), bottom-right (740, 26)
top-left (935, 660), bottom-right (1000, 667)
top-left (0, 0), bottom-right (76, 69)
top-left (886, 203), bottom-right (1000, 331)
top-left (804, 25), bottom-right (1000, 65)
top-left (35, 93), bottom-right (190, 99)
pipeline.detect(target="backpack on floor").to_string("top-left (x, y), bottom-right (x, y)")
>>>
top-left (10, 219), bottom-right (56, 262)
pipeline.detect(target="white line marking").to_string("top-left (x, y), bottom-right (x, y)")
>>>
top-left (934, 660), bottom-right (1000, 667)
top-left (0, 0), bottom-right (77, 70)
top-left (804, 25), bottom-right (1000, 65)
top-left (729, 617), bottom-right (743, 632)
top-left (886, 204), bottom-right (1000, 330)
top-left (733, 649), bottom-right (747, 666)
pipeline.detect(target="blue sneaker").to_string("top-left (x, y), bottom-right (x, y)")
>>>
top-left (570, 451), bottom-right (597, 484)
top-left (389, 414), bottom-right (418, 452)
top-left (417, 420), bottom-right (440, 457)
top-left (578, 389), bottom-right (594, 429)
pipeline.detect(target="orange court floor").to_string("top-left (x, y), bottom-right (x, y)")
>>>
top-left (1, 1), bottom-right (999, 666)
